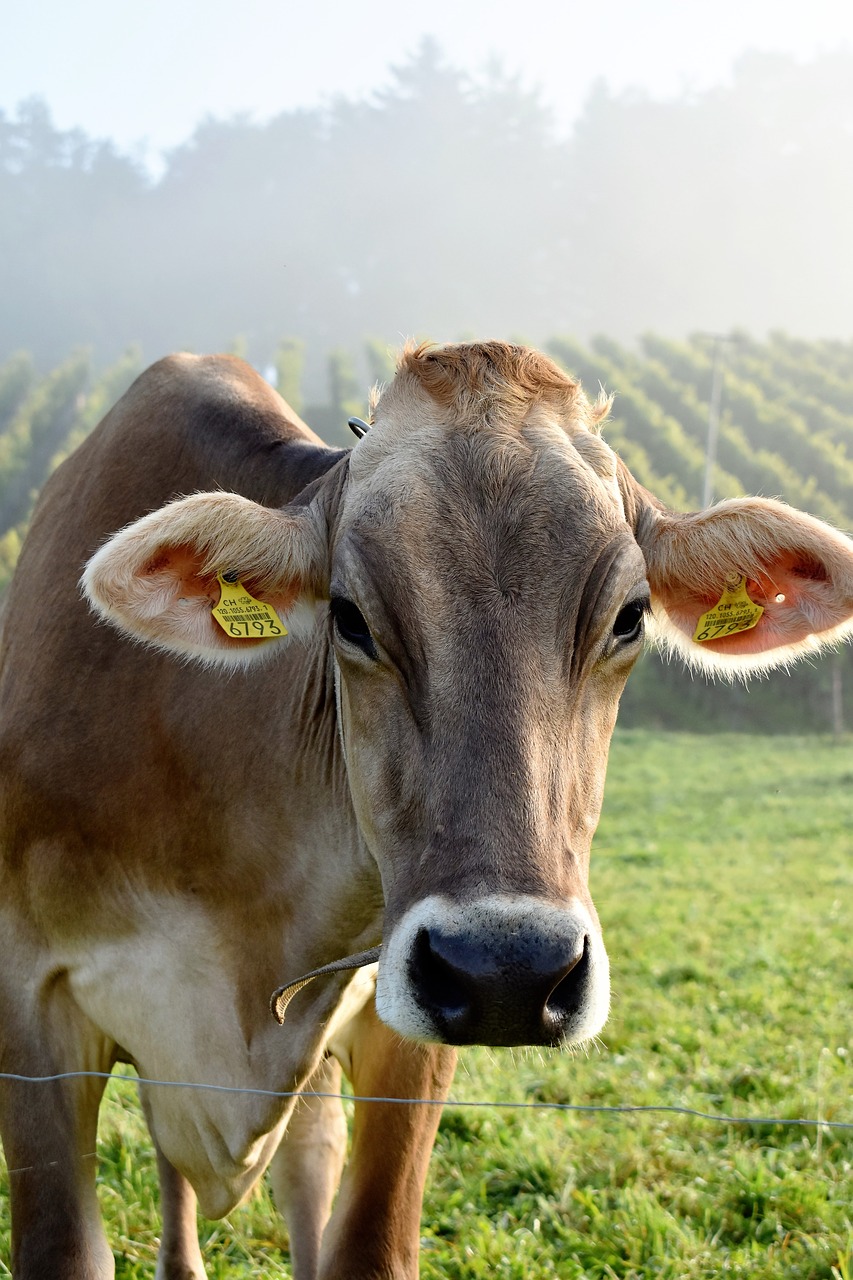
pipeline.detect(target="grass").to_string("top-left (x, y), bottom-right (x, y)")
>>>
top-left (1, 731), bottom-right (851, 1277)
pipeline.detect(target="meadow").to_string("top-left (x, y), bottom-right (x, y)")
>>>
top-left (1, 730), bottom-right (851, 1278)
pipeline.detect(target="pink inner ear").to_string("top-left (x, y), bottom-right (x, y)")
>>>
top-left (140, 543), bottom-right (299, 652)
top-left (144, 544), bottom-right (218, 603)
top-left (658, 551), bottom-right (843, 656)
top-left (143, 543), bottom-right (300, 613)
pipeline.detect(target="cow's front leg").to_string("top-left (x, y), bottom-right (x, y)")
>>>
top-left (319, 1001), bottom-right (456, 1280)
top-left (0, 1042), bottom-right (114, 1280)
top-left (140, 1087), bottom-right (207, 1280)
top-left (269, 1053), bottom-right (348, 1280)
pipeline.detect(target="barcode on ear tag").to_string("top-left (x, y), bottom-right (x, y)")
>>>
top-left (693, 575), bottom-right (763, 643)
top-left (212, 573), bottom-right (287, 639)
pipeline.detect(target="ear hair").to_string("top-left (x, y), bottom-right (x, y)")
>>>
top-left (644, 498), bottom-right (853, 599)
top-left (86, 491), bottom-right (326, 601)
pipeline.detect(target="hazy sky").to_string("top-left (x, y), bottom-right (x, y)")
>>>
top-left (5, 0), bottom-right (852, 168)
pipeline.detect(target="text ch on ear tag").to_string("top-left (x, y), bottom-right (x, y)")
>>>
top-left (211, 573), bottom-right (287, 640)
top-left (693, 574), bottom-right (764, 643)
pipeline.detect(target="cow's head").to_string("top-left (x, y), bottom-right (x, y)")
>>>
top-left (84, 342), bottom-right (853, 1048)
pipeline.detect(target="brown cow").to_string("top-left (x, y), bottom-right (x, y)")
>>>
top-left (2, 342), bottom-right (853, 1280)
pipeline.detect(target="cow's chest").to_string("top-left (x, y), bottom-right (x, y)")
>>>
top-left (58, 893), bottom-right (375, 1215)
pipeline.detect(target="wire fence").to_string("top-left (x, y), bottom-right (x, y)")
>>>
top-left (1, 1069), bottom-right (850, 1132)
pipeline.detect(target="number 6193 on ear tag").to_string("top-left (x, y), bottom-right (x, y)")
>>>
top-left (211, 573), bottom-right (286, 639)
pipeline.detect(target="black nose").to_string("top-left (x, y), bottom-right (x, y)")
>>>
top-left (407, 922), bottom-right (591, 1046)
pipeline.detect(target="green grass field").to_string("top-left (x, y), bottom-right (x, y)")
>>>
top-left (1, 731), bottom-right (851, 1278)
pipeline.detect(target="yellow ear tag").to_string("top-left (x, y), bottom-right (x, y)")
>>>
top-left (693, 574), bottom-right (763, 643)
top-left (211, 573), bottom-right (287, 640)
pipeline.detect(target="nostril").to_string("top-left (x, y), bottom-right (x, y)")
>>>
top-left (409, 927), bottom-right (470, 1021)
top-left (544, 934), bottom-right (590, 1024)
top-left (398, 911), bottom-right (600, 1047)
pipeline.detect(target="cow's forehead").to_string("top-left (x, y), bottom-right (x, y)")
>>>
top-left (342, 387), bottom-right (626, 539)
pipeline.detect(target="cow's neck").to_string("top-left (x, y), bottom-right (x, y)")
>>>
top-left (257, 626), bottom-right (384, 961)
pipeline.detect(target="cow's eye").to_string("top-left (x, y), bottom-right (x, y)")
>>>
top-left (613, 598), bottom-right (648, 643)
top-left (330, 596), bottom-right (377, 658)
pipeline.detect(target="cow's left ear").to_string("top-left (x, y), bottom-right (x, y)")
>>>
top-left (83, 490), bottom-right (331, 667)
top-left (634, 495), bottom-right (853, 676)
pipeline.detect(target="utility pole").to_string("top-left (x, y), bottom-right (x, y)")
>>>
top-left (831, 653), bottom-right (845, 736)
top-left (701, 333), bottom-right (732, 509)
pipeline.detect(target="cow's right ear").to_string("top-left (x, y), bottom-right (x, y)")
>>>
top-left (83, 491), bottom-right (330, 667)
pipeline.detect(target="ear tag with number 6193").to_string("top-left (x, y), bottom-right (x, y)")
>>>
top-left (211, 572), bottom-right (287, 640)
top-left (693, 574), bottom-right (763, 643)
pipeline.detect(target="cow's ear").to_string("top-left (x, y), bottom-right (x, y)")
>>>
top-left (633, 495), bottom-right (853, 676)
top-left (83, 491), bottom-right (330, 666)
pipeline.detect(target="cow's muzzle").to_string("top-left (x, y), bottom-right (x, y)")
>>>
top-left (375, 894), bottom-right (610, 1047)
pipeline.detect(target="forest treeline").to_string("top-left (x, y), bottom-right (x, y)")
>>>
top-left (1, 330), bottom-right (852, 733)
top-left (2, 44), bottom-right (853, 385)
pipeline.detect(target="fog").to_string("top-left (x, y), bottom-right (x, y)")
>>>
top-left (1, 43), bottom-right (852, 393)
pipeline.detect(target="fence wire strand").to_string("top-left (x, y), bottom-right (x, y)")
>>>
top-left (1, 1069), bottom-right (850, 1131)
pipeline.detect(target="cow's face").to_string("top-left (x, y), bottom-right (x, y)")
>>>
top-left (328, 356), bottom-right (648, 1045)
top-left (84, 343), bottom-right (853, 1050)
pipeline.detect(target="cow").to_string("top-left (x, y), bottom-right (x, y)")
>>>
top-left (2, 341), bottom-right (853, 1280)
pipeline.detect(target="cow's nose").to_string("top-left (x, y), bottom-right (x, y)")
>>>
top-left (408, 922), bottom-right (590, 1046)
